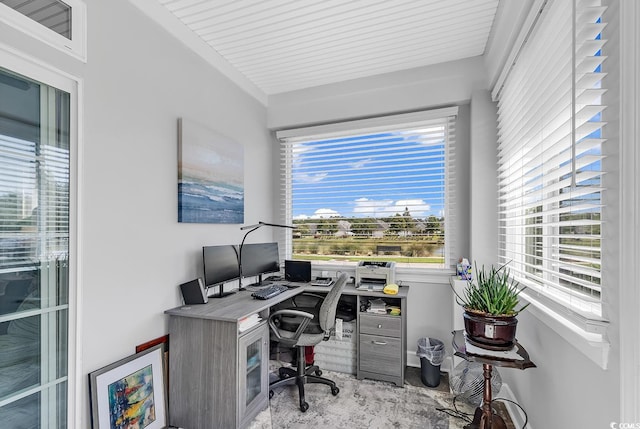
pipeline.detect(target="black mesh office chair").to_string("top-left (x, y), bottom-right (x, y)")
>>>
top-left (268, 272), bottom-right (349, 412)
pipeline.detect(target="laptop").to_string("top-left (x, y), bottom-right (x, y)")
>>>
top-left (284, 260), bottom-right (312, 282)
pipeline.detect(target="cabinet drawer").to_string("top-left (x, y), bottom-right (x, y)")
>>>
top-left (359, 314), bottom-right (401, 337)
top-left (359, 334), bottom-right (401, 377)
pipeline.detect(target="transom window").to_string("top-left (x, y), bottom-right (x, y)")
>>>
top-left (0, 0), bottom-right (86, 61)
top-left (1, 0), bottom-right (71, 38)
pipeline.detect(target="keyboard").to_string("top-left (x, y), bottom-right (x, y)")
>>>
top-left (251, 284), bottom-right (289, 300)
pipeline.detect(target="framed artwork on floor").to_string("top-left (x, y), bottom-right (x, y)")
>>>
top-left (89, 344), bottom-right (167, 429)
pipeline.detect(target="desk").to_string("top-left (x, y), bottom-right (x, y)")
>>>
top-left (276, 283), bottom-right (409, 386)
top-left (165, 283), bottom-right (409, 429)
top-left (452, 330), bottom-right (535, 429)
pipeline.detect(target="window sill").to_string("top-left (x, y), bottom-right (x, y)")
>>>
top-left (311, 261), bottom-right (455, 284)
top-left (521, 291), bottom-right (610, 369)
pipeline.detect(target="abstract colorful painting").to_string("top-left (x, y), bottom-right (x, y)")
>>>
top-left (178, 118), bottom-right (244, 223)
top-left (107, 364), bottom-right (156, 429)
top-left (89, 344), bottom-right (167, 429)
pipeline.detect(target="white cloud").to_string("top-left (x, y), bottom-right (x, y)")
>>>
top-left (351, 198), bottom-right (431, 217)
top-left (294, 208), bottom-right (340, 220)
top-left (294, 172), bottom-right (328, 183)
top-left (350, 158), bottom-right (371, 169)
top-left (353, 198), bottom-right (394, 217)
top-left (311, 208), bottom-right (341, 219)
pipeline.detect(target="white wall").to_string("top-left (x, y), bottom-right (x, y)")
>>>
top-left (2, 0), bottom-right (272, 427)
top-left (267, 56), bottom-right (487, 130)
top-left (469, 90), bottom-right (498, 268)
top-left (482, 0), bottom-right (534, 90)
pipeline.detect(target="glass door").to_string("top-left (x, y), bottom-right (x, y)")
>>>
top-left (238, 323), bottom-right (268, 426)
top-left (0, 67), bottom-right (71, 428)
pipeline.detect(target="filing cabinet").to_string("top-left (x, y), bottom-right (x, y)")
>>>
top-left (356, 294), bottom-right (407, 386)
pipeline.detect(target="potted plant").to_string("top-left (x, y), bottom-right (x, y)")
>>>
top-left (453, 262), bottom-right (528, 348)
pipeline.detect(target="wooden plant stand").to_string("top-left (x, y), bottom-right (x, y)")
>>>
top-left (451, 330), bottom-right (536, 429)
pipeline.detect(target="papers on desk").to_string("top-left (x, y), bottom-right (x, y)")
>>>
top-left (239, 313), bottom-right (262, 332)
top-left (367, 298), bottom-right (387, 314)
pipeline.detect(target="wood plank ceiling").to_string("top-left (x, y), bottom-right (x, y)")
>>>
top-left (157, 0), bottom-right (500, 95)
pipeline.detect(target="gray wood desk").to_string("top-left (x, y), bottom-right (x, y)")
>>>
top-left (306, 283), bottom-right (409, 386)
top-left (165, 283), bottom-right (409, 429)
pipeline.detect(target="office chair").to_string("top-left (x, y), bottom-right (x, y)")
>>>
top-left (268, 272), bottom-right (349, 412)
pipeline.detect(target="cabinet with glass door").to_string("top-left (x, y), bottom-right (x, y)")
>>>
top-left (238, 322), bottom-right (269, 428)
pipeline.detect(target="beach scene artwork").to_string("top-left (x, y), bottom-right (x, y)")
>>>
top-left (107, 364), bottom-right (156, 429)
top-left (178, 118), bottom-right (244, 223)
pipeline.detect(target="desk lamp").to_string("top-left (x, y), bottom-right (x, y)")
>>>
top-left (239, 221), bottom-right (295, 290)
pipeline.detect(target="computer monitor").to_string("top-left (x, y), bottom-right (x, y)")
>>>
top-left (202, 244), bottom-right (240, 298)
top-left (239, 242), bottom-right (280, 286)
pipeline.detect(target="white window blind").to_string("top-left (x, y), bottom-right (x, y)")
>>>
top-left (495, 0), bottom-right (607, 327)
top-left (276, 107), bottom-right (458, 268)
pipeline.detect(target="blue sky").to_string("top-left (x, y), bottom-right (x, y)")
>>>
top-left (291, 130), bottom-right (446, 220)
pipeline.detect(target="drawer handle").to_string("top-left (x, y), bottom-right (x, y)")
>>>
top-left (372, 340), bottom-right (387, 345)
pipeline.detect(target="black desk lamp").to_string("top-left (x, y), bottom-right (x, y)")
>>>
top-left (238, 221), bottom-right (295, 290)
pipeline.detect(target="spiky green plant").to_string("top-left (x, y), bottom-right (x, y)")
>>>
top-left (453, 262), bottom-right (529, 316)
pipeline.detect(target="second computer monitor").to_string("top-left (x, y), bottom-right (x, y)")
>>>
top-left (240, 242), bottom-right (280, 280)
top-left (202, 244), bottom-right (240, 298)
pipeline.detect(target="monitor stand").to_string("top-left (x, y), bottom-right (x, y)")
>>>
top-left (208, 283), bottom-right (236, 299)
top-left (246, 274), bottom-right (267, 288)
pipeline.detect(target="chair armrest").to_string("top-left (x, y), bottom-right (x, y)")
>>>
top-left (270, 309), bottom-right (315, 319)
top-left (291, 292), bottom-right (324, 309)
top-left (268, 309), bottom-right (314, 346)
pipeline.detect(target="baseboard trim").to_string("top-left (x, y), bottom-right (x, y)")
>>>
top-left (493, 383), bottom-right (532, 429)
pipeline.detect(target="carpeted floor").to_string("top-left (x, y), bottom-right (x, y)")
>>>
top-left (248, 364), bottom-right (479, 429)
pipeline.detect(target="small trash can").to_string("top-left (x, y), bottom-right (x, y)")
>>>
top-left (416, 337), bottom-right (445, 387)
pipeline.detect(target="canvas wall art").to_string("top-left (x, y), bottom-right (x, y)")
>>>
top-left (178, 118), bottom-right (244, 223)
top-left (89, 344), bottom-right (167, 429)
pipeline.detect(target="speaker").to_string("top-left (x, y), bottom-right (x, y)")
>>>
top-left (179, 278), bottom-right (208, 305)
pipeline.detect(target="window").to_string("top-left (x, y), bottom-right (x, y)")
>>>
top-left (276, 107), bottom-right (458, 269)
top-left (494, 0), bottom-right (607, 330)
top-left (0, 66), bottom-right (71, 427)
top-left (0, 0), bottom-right (86, 61)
